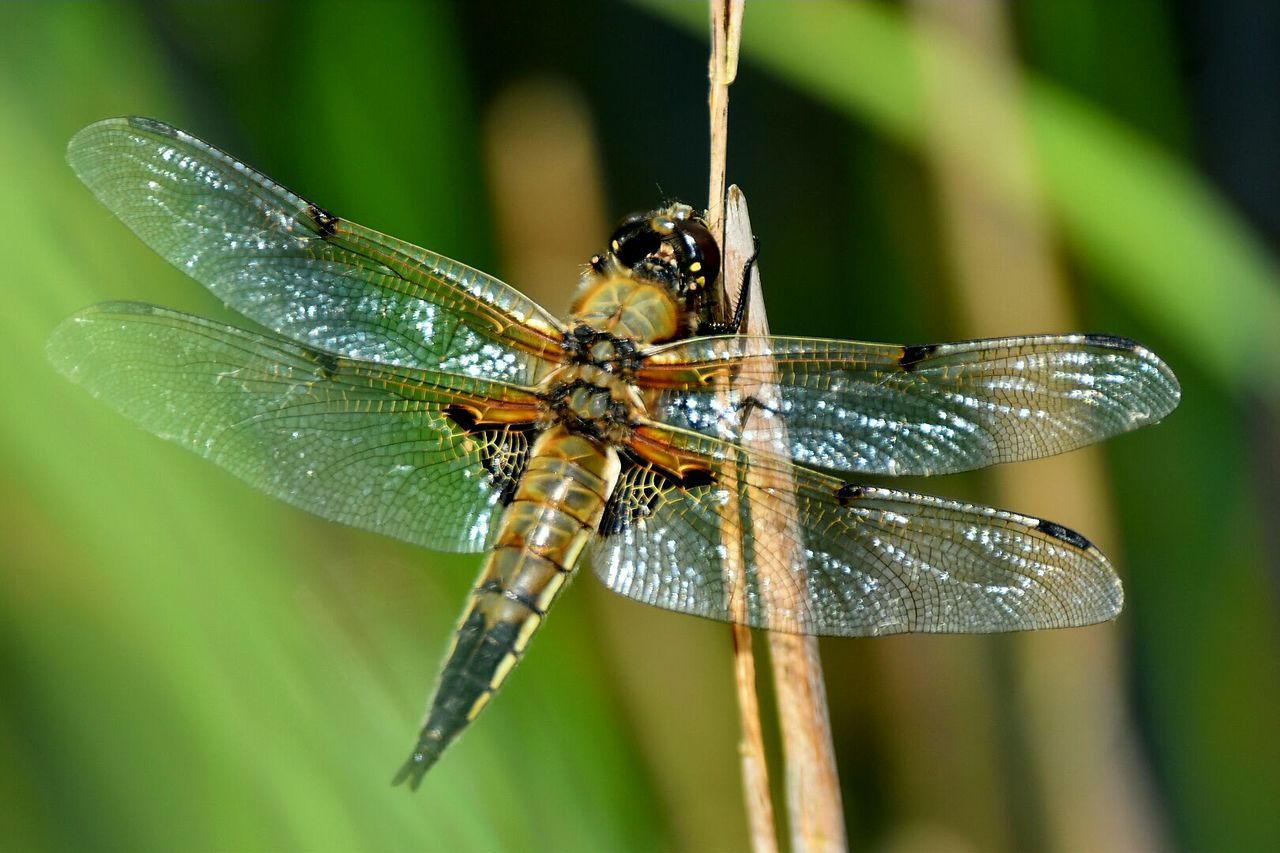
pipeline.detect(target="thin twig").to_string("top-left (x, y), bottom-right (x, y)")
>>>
top-left (708, 4), bottom-right (778, 853)
top-left (708, 2), bottom-right (846, 851)
top-left (707, 0), bottom-right (742, 241)
top-left (726, 189), bottom-right (847, 853)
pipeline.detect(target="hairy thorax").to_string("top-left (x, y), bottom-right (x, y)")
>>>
top-left (570, 272), bottom-right (686, 344)
top-left (539, 363), bottom-right (645, 444)
top-left (541, 264), bottom-right (691, 443)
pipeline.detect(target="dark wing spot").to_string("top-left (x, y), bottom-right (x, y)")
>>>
top-left (1082, 333), bottom-right (1139, 351)
top-left (443, 403), bottom-right (480, 432)
top-left (306, 202), bottom-right (339, 238)
top-left (311, 350), bottom-right (340, 378)
top-left (678, 467), bottom-right (716, 489)
top-left (1036, 519), bottom-right (1093, 550)
top-left (444, 405), bottom-right (533, 506)
top-left (600, 456), bottom-right (716, 536)
top-left (899, 344), bottom-right (938, 372)
top-left (836, 483), bottom-right (865, 507)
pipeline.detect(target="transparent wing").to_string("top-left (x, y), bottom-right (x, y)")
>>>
top-left (594, 424), bottom-right (1121, 636)
top-left (638, 333), bottom-right (1180, 476)
top-left (48, 302), bottom-right (541, 553)
top-left (66, 116), bottom-right (565, 385)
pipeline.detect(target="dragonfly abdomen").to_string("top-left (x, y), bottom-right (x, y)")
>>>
top-left (394, 425), bottom-right (620, 788)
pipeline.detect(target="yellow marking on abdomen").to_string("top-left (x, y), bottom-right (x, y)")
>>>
top-left (490, 651), bottom-right (519, 691)
top-left (514, 612), bottom-right (542, 655)
top-left (466, 691), bottom-right (492, 722)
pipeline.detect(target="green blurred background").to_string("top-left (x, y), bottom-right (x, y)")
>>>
top-left (3, 2), bottom-right (1278, 851)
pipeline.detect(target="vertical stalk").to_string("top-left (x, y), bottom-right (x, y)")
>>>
top-left (709, 3), bottom-right (847, 850)
top-left (708, 6), bottom-right (778, 853)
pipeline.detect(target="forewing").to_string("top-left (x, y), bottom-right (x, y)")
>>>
top-left (48, 302), bottom-right (539, 552)
top-left (639, 334), bottom-right (1180, 476)
top-left (66, 117), bottom-right (565, 384)
top-left (594, 424), bottom-right (1121, 636)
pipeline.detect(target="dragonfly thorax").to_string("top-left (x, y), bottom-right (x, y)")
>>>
top-left (539, 364), bottom-right (643, 443)
top-left (570, 268), bottom-right (685, 343)
top-left (562, 324), bottom-right (642, 375)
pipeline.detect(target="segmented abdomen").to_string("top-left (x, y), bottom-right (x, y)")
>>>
top-left (394, 425), bottom-right (620, 788)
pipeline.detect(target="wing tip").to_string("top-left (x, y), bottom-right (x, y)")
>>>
top-left (46, 301), bottom-right (164, 379)
top-left (46, 313), bottom-right (87, 381)
top-left (1032, 516), bottom-right (1125, 626)
top-left (1086, 560), bottom-right (1125, 625)
top-left (66, 115), bottom-right (126, 157)
top-left (1075, 571), bottom-right (1125, 627)
top-left (69, 115), bottom-right (174, 141)
top-left (66, 116), bottom-right (181, 183)
top-left (1082, 332), bottom-right (1182, 419)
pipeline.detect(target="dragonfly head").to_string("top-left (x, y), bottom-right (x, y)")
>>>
top-left (604, 203), bottom-right (721, 322)
top-left (572, 204), bottom-right (724, 343)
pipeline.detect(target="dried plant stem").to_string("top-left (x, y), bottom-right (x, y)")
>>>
top-left (767, 634), bottom-right (845, 852)
top-left (708, 4), bottom-right (777, 853)
top-left (708, 3), bottom-right (846, 851)
top-left (706, 0), bottom-right (741, 241)
top-left (730, 623), bottom-right (776, 853)
top-left (727, 189), bottom-right (847, 853)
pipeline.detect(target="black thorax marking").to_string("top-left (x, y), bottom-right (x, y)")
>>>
top-left (563, 324), bottom-right (642, 375)
top-left (541, 376), bottom-right (632, 441)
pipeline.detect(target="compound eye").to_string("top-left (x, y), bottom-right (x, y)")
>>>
top-left (610, 216), bottom-right (662, 268)
top-left (672, 219), bottom-right (721, 291)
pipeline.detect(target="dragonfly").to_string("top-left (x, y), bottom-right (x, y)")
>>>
top-left (50, 117), bottom-right (1180, 789)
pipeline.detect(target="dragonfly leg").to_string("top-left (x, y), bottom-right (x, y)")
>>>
top-left (698, 236), bottom-right (760, 336)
